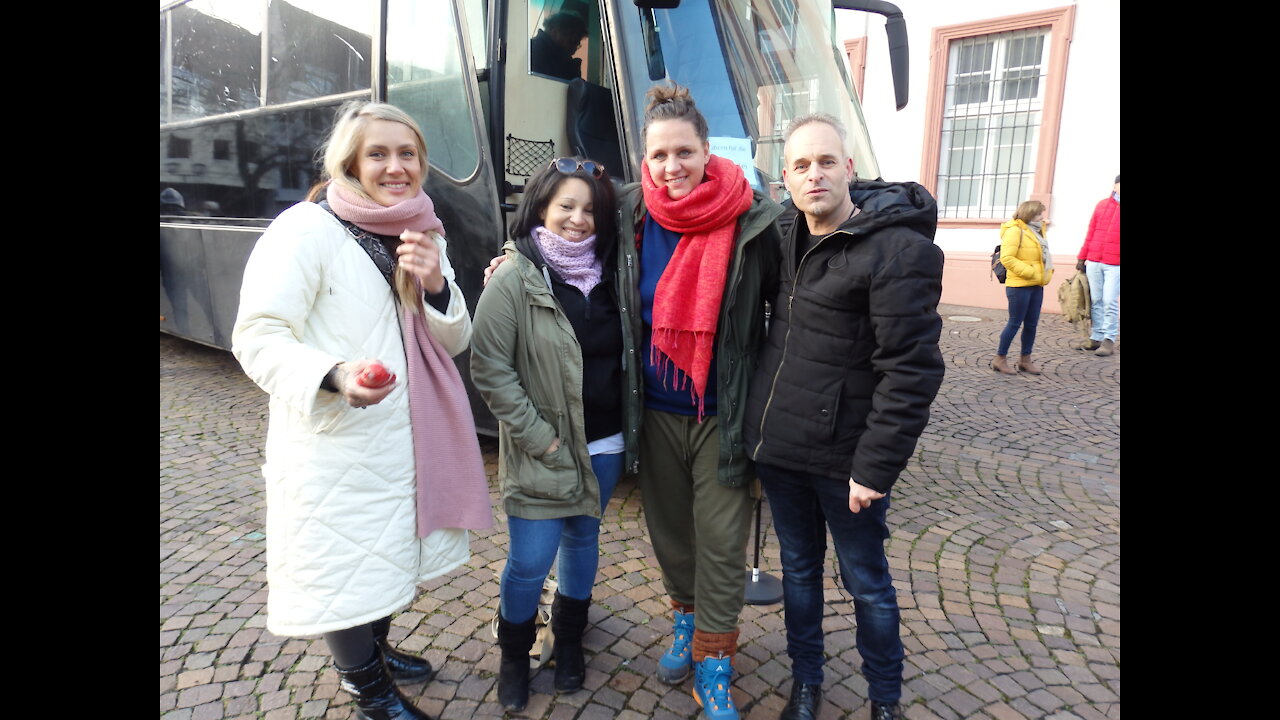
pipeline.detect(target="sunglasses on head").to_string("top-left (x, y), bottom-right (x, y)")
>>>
top-left (550, 157), bottom-right (605, 178)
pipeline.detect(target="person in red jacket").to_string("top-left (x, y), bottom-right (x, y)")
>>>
top-left (1076, 175), bottom-right (1120, 356)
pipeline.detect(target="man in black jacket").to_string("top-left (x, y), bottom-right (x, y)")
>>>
top-left (743, 114), bottom-right (945, 720)
top-left (529, 12), bottom-right (586, 82)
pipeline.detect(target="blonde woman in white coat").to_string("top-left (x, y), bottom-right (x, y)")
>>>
top-left (233, 101), bottom-right (491, 720)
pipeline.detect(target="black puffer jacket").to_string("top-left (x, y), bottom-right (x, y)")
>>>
top-left (744, 180), bottom-right (945, 493)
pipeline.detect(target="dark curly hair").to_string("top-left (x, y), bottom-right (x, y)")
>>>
top-left (510, 156), bottom-right (618, 264)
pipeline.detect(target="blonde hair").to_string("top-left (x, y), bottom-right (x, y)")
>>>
top-left (1013, 200), bottom-right (1045, 224)
top-left (321, 101), bottom-right (430, 203)
top-left (321, 101), bottom-right (433, 314)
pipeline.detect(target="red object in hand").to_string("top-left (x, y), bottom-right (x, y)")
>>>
top-left (356, 362), bottom-right (396, 388)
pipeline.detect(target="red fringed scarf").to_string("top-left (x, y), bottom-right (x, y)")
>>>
top-left (642, 154), bottom-right (753, 420)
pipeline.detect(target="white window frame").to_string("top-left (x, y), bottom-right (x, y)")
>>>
top-left (919, 6), bottom-right (1076, 229)
top-left (937, 27), bottom-right (1048, 219)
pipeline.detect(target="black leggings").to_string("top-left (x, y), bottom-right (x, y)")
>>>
top-left (325, 621), bottom-right (378, 669)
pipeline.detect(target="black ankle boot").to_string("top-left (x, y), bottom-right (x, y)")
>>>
top-left (371, 616), bottom-right (435, 684)
top-left (550, 592), bottom-right (591, 692)
top-left (335, 652), bottom-right (431, 720)
top-left (780, 680), bottom-right (823, 720)
top-left (870, 701), bottom-right (903, 720)
top-left (496, 614), bottom-right (538, 711)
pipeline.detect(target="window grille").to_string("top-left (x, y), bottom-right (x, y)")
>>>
top-left (937, 26), bottom-right (1048, 219)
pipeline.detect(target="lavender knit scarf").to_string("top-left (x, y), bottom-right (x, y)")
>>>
top-left (533, 225), bottom-right (602, 296)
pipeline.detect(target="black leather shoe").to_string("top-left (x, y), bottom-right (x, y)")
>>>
top-left (335, 652), bottom-right (432, 720)
top-left (870, 701), bottom-right (903, 720)
top-left (371, 616), bottom-right (435, 684)
top-left (780, 681), bottom-right (822, 720)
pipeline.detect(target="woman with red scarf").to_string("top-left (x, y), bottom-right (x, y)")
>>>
top-left (619, 83), bottom-right (784, 720)
top-left (232, 101), bottom-right (492, 720)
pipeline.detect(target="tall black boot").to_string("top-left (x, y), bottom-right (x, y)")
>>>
top-left (496, 614), bottom-right (538, 711)
top-left (551, 592), bottom-right (591, 692)
top-left (371, 616), bottom-right (435, 684)
top-left (335, 651), bottom-right (431, 720)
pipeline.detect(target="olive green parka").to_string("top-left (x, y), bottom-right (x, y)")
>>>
top-left (470, 239), bottom-right (641, 520)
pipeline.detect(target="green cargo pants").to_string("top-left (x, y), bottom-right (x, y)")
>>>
top-left (637, 408), bottom-right (753, 634)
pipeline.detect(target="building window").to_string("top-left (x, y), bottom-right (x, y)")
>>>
top-left (213, 139), bottom-right (231, 160)
top-left (938, 27), bottom-right (1046, 217)
top-left (920, 7), bottom-right (1075, 227)
top-left (843, 36), bottom-right (866, 101)
top-left (168, 135), bottom-right (191, 159)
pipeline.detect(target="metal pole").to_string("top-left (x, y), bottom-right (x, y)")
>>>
top-left (743, 497), bottom-right (783, 605)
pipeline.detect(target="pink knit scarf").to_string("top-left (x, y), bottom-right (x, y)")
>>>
top-left (403, 304), bottom-right (493, 537)
top-left (327, 181), bottom-right (491, 537)
top-left (533, 225), bottom-right (602, 296)
top-left (327, 182), bottom-right (443, 236)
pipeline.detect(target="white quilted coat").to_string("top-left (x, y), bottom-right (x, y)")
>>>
top-left (232, 202), bottom-right (473, 637)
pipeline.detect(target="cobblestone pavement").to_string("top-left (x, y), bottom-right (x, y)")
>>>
top-left (161, 304), bottom-right (1118, 720)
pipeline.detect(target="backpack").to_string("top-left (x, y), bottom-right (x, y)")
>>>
top-left (990, 228), bottom-right (1023, 284)
top-left (1057, 270), bottom-right (1092, 325)
top-left (990, 245), bottom-right (1008, 283)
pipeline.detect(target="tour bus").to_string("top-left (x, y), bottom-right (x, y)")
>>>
top-left (159, 0), bottom-right (909, 432)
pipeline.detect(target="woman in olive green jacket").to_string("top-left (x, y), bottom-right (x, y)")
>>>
top-left (470, 157), bottom-right (640, 712)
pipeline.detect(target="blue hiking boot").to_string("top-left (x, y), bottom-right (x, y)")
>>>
top-left (692, 652), bottom-right (738, 720)
top-left (656, 607), bottom-right (694, 684)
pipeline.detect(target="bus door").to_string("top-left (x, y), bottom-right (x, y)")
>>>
top-left (492, 0), bottom-right (630, 213)
top-left (383, 0), bottom-right (504, 311)
top-left (381, 0), bottom-right (506, 432)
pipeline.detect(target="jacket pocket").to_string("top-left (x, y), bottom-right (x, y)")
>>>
top-left (520, 444), bottom-right (581, 501)
top-left (834, 376), bottom-right (873, 449)
top-left (805, 374), bottom-right (844, 439)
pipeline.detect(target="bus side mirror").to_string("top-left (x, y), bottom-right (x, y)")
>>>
top-left (834, 0), bottom-right (910, 110)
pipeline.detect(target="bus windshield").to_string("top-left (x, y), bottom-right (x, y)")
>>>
top-left (616, 0), bottom-right (878, 201)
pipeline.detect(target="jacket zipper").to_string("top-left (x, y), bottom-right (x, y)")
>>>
top-left (623, 251), bottom-right (640, 475)
top-left (719, 217), bottom-right (750, 427)
top-left (752, 228), bottom-right (846, 458)
top-left (529, 258), bottom-right (579, 458)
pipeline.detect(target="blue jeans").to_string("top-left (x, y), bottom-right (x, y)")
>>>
top-left (757, 463), bottom-right (903, 703)
top-left (998, 285), bottom-right (1043, 356)
top-left (500, 452), bottom-right (624, 622)
top-left (1085, 261), bottom-right (1120, 341)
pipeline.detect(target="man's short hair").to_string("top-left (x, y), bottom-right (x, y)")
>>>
top-left (1114, 174), bottom-right (1120, 184)
top-left (783, 112), bottom-right (848, 146)
top-left (545, 12), bottom-right (587, 39)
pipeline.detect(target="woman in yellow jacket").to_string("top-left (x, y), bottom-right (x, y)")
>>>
top-left (993, 200), bottom-right (1053, 375)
